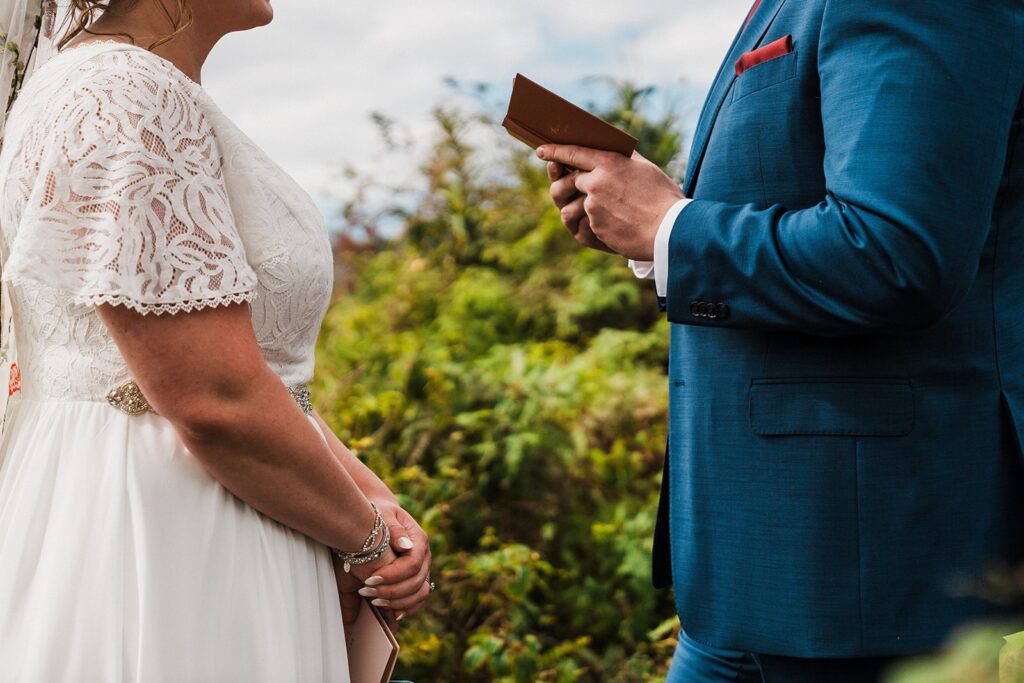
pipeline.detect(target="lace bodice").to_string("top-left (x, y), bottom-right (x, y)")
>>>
top-left (0, 43), bottom-right (334, 400)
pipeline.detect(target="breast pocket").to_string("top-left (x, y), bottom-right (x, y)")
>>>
top-left (733, 51), bottom-right (799, 102)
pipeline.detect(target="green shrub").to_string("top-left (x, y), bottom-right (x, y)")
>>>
top-left (315, 84), bottom-right (681, 681)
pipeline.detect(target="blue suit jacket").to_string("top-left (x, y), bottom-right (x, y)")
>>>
top-left (653, 0), bottom-right (1024, 657)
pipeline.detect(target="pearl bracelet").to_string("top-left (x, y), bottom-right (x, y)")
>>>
top-left (333, 502), bottom-right (391, 573)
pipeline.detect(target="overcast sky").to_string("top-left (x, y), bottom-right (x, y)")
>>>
top-left (192, 1), bottom-right (752, 224)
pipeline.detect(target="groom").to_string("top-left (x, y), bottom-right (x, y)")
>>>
top-left (541, 1), bottom-right (1024, 681)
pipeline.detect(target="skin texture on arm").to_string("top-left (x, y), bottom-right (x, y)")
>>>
top-left (96, 301), bottom-right (396, 578)
top-left (312, 410), bottom-right (433, 625)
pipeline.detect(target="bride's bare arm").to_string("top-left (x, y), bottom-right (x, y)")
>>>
top-left (311, 411), bottom-right (433, 615)
top-left (311, 411), bottom-right (399, 506)
top-left (96, 300), bottom-right (395, 576)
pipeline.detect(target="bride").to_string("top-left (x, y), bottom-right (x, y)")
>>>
top-left (0, 0), bottom-right (432, 680)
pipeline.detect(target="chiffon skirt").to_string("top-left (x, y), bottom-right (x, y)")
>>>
top-left (0, 396), bottom-right (349, 682)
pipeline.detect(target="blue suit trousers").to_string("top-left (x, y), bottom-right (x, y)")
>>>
top-left (666, 631), bottom-right (903, 683)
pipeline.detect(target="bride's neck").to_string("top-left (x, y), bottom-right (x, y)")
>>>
top-left (74, 7), bottom-right (222, 85)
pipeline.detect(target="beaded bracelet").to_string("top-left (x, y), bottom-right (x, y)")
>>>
top-left (333, 502), bottom-right (391, 573)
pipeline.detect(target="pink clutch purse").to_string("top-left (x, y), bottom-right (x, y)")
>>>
top-left (346, 600), bottom-right (400, 683)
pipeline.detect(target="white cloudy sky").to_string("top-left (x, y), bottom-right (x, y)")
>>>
top-left (193, 1), bottom-right (752, 223)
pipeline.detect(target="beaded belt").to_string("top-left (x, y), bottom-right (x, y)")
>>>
top-left (105, 380), bottom-right (313, 416)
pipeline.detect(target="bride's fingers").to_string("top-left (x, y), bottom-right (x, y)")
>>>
top-left (364, 537), bottom-right (428, 586)
top-left (365, 574), bottom-right (431, 612)
top-left (359, 557), bottom-right (430, 604)
top-left (394, 508), bottom-right (430, 553)
top-left (387, 522), bottom-right (415, 553)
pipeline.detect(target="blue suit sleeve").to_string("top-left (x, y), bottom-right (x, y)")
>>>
top-left (666, 0), bottom-right (1023, 335)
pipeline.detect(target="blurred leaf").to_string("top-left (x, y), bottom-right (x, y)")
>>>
top-left (1001, 631), bottom-right (1024, 683)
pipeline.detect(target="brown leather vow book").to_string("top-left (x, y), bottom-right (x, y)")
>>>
top-left (502, 74), bottom-right (638, 157)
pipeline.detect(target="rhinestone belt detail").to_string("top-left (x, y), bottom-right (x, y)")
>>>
top-left (106, 380), bottom-right (313, 416)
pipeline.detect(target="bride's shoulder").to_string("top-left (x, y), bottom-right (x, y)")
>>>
top-left (31, 44), bottom-right (200, 119)
top-left (69, 44), bottom-right (194, 94)
top-left (25, 44), bottom-right (215, 143)
top-left (3, 44), bottom-right (222, 178)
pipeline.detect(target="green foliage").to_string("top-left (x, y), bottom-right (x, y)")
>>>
top-left (883, 623), bottom-right (1023, 683)
top-left (315, 86), bottom-right (682, 680)
top-left (318, 77), bottom-right (1024, 681)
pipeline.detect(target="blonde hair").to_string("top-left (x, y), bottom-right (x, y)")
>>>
top-left (57, 0), bottom-right (194, 51)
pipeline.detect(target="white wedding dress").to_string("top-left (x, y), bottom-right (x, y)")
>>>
top-left (0, 42), bottom-right (350, 681)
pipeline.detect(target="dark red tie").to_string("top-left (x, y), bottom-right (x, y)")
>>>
top-left (742, 0), bottom-right (762, 31)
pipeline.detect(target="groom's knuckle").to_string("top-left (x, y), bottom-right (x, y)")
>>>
top-left (550, 177), bottom-right (565, 198)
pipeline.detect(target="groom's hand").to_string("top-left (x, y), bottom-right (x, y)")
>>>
top-left (547, 161), bottom-right (615, 254)
top-left (540, 145), bottom-right (683, 261)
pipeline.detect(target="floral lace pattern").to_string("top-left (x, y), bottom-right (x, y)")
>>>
top-left (0, 43), bottom-right (335, 400)
top-left (3, 45), bottom-right (259, 312)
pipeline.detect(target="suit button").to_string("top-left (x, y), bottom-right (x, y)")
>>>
top-left (716, 303), bottom-right (730, 320)
top-left (698, 302), bottom-right (710, 318)
top-left (690, 301), bottom-right (702, 317)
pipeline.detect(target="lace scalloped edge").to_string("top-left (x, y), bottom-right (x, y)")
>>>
top-left (71, 290), bottom-right (258, 316)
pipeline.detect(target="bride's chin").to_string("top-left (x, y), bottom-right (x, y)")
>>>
top-left (251, 0), bottom-right (274, 26)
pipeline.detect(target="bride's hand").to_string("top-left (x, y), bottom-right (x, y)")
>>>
top-left (334, 561), bottom-right (364, 630)
top-left (354, 501), bottom-right (433, 621)
top-left (334, 543), bottom-right (400, 631)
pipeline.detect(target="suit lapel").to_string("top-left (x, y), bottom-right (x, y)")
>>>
top-left (682, 0), bottom-right (787, 197)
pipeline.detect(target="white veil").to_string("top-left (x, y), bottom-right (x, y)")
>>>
top-left (0, 0), bottom-right (59, 432)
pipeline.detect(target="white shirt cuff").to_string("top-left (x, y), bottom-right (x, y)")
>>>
top-left (629, 259), bottom-right (655, 280)
top-left (654, 199), bottom-right (689, 297)
top-left (628, 198), bottom-right (690, 298)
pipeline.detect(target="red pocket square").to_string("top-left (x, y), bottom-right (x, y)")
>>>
top-left (735, 35), bottom-right (794, 76)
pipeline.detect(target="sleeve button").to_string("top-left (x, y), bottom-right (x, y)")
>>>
top-left (690, 301), bottom-right (702, 317)
top-left (716, 303), bottom-right (730, 320)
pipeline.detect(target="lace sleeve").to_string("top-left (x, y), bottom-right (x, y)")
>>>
top-left (2, 54), bottom-right (259, 315)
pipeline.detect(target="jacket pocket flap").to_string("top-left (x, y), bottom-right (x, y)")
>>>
top-left (749, 379), bottom-right (914, 437)
top-left (733, 49), bottom-right (798, 101)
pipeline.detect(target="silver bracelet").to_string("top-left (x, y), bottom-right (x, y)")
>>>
top-left (333, 502), bottom-right (391, 573)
